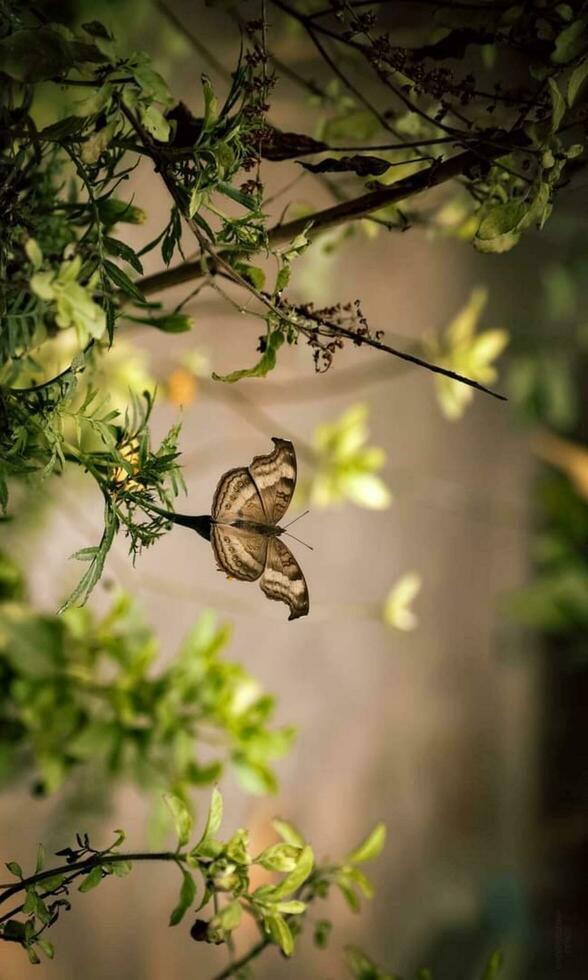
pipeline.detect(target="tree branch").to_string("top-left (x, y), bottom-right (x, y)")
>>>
top-left (137, 139), bottom-right (508, 297)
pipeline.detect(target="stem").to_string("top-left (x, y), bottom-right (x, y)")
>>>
top-left (0, 852), bottom-right (187, 908)
top-left (136, 135), bottom-right (522, 298)
top-left (212, 937), bottom-right (270, 980)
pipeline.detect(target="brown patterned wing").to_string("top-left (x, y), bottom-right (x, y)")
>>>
top-left (211, 525), bottom-right (268, 582)
top-left (212, 467), bottom-right (266, 522)
top-left (260, 536), bottom-right (309, 620)
top-left (249, 437), bottom-right (297, 524)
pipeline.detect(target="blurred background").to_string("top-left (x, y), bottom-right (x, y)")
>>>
top-left (1, 1), bottom-right (588, 978)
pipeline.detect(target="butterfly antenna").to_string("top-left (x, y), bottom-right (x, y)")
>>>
top-left (283, 509), bottom-right (310, 530)
top-left (284, 530), bottom-right (314, 551)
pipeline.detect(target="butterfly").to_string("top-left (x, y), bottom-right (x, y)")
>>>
top-left (170, 438), bottom-right (310, 620)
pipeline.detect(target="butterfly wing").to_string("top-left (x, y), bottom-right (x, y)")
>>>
top-left (212, 467), bottom-right (266, 523)
top-left (260, 536), bottom-right (309, 620)
top-left (211, 525), bottom-right (268, 582)
top-left (249, 437), bottom-right (297, 524)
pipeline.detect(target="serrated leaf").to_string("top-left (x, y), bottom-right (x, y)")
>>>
top-left (169, 866), bottom-right (196, 926)
top-left (164, 793), bottom-right (193, 848)
top-left (346, 822), bottom-right (386, 864)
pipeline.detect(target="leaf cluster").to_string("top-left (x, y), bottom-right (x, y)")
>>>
top-left (0, 580), bottom-right (293, 801)
top-left (0, 787), bottom-right (387, 971)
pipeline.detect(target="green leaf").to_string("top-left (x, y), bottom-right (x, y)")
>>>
top-left (5, 861), bottom-right (23, 878)
top-left (256, 843), bottom-right (302, 873)
top-left (104, 237), bottom-right (144, 275)
top-left (133, 65), bottom-right (171, 104)
top-left (0, 27), bottom-right (103, 82)
top-left (567, 58), bottom-right (588, 105)
top-left (39, 873), bottom-right (65, 890)
top-left (139, 104), bottom-right (171, 142)
top-left (126, 312), bottom-right (192, 333)
top-left (37, 938), bottom-right (55, 959)
top-left (552, 17), bottom-right (588, 63)
top-left (548, 77), bottom-right (566, 131)
top-left (481, 950), bottom-right (504, 980)
top-left (111, 860), bottom-right (132, 877)
top-left (59, 503), bottom-right (118, 611)
top-left (212, 330), bottom-right (284, 383)
top-left (201, 74), bottom-right (219, 131)
top-left (235, 263), bottom-right (266, 291)
top-left (35, 844), bottom-right (46, 874)
top-left (103, 259), bottom-right (146, 303)
top-left (25, 239), bottom-right (43, 270)
top-left (273, 899), bottom-right (306, 914)
top-left (169, 866), bottom-right (196, 926)
top-left (474, 201), bottom-right (526, 253)
top-left (164, 793), bottom-right (193, 848)
top-left (346, 822), bottom-right (386, 864)
top-left (198, 787), bottom-right (223, 845)
top-left (82, 21), bottom-right (111, 40)
top-left (217, 181), bottom-right (258, 211)
top-left (314, 919), bottom-right (332, 949)
top-left (78, 866), bottom-right (104, 892)
top-left (268, 845), bottom-right (314, 900)
top-left (275, 265), bottom-right (291, 293)
top-left (212, 900), bottom-right (242, 931)
top-left (97, 198), bottom-right (147, 227)
top-left (265, 913), bottom-right (294, 956)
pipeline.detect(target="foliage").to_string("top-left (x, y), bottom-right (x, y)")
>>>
top-left (382, 573), bottom-right (422, 632)
top-left (505, 469), bottom-right (588, 635)
top-left (0, 787), bottom-right (386, 971)
top-left (425, 290), bottom-right (508, 420)
top-left (299, 404), bottom-right (391, 509)
top-left (0, 0), bottom-right (543, 601)
top-left (0, 0), bottom-right (579, 972)
top-left (0, 580), bottom-right (293, 801)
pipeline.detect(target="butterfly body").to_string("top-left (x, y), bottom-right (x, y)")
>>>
top-left (223, 518), bottom-right (285, 537)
